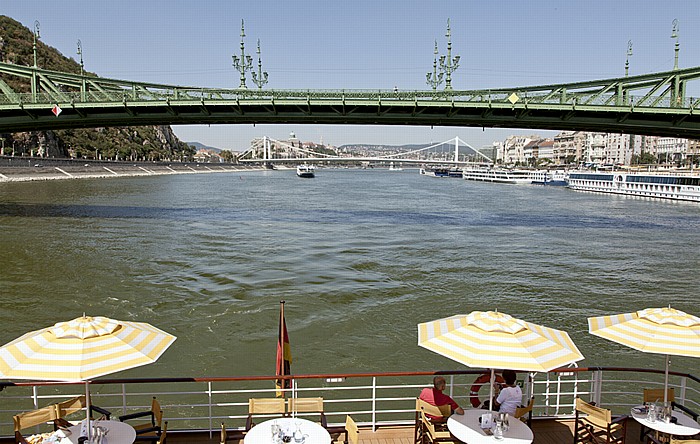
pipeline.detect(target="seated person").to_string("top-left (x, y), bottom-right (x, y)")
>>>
top-left (419, 376), bottom-right (465, 421)
top-left (493, 369), bottom-right (522, 415)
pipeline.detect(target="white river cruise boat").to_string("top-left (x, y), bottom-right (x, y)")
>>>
top-left (567, 171), bottom-right (700, 202)
top-left (462, 167), bottom-right (541, 184)
top-left (296, 164), bottom-right (315, 178)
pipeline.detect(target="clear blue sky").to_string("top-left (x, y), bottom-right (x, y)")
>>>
top-left (2, 1), bottom-right (698, 151)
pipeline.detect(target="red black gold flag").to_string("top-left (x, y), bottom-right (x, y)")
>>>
top-left (275, 301), bottom-right (292, 397)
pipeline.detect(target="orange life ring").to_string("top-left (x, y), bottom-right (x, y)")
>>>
top-left (469, 373), bottom-right (505, 408)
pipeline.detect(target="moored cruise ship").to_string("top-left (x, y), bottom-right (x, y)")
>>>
top-left (567, 171), bottom-right (700, 202)
top-left (462, 167), bottom-right (542, 184)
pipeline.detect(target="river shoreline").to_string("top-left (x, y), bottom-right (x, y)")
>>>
top-left (0, 157), bottom-right (266, 182)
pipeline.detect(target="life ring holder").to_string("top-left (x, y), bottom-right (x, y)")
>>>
top-left (469, 372), bottom-right (505, 408)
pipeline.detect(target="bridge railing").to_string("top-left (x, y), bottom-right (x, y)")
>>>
top-left (2, 89), bottom-right (696, 110)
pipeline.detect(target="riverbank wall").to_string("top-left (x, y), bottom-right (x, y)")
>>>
top-left (0, 157), bottom-right (266, 182)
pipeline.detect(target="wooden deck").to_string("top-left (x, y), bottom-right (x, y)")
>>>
top-left (0, 417), bottom-right (653, 444)
top-left (158, 418), bottom-right (649, 444)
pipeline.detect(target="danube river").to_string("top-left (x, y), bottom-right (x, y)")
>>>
top-left (0, 168), bottom-right (698, 378)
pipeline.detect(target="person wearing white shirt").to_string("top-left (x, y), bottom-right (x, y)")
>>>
top-left (494, 370), bottom-right (522, 415)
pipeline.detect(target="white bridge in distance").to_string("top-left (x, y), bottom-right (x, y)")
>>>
top-left (237, 136), bottom-right (493, 165)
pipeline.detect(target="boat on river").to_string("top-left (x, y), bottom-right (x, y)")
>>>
top-left (567, 171), bottom-right (700, 202)
top-left (296, 164), bottom-right (315, 178)
top-left (462, 167), bottom-right (538, 184)
top-left (530, 170), bottom-right (569, 186)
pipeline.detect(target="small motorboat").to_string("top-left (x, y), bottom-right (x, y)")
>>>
top-left (296, 164), bottom-right (315, 178)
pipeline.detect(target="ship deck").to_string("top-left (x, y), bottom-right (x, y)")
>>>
top-left (158, 417), bottom-right (649, 443)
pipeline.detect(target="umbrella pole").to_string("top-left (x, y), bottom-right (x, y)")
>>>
top-left (664, 354), bottom-right (670, 405)
top-left (85, 382), bottom-right (91, 443)
top-left (488, 369), bottom-right (495, 412)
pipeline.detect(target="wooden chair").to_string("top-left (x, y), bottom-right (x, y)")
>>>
top-left (574, 397), bottom-right (627, 444)
top-left (414, 399), bottom-right (452, 444)
top-left (646, 432), bottom-right (700, 444)
top-left (13, 403), bottom-right (63, 444)
top-left (245, 397), bottom-right (286, 431)
top-left (420, 408), bottom-right (456, 444)
top-left (13, 395), bottom-right (112, 444)
top-left (514, 396), bottom-right (535, 427)
top-left (118, 397), bottom-right (163, 441)
top-left (345, 415), bottom-right (359, 444)
top-left (288, 397), bottom-right (327, 427)
top-left (641, 388), bottom-right (676, 441)
top-left (220, 421), bottom-right (246, 444)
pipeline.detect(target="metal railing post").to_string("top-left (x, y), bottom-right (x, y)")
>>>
top-left (208, 381), bottom-right (213, 439)
top-left (372, 377), bottom-right (377, 431)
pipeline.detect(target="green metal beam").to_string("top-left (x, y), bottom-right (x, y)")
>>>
top-left (0, 62), bottom-right (700, 138)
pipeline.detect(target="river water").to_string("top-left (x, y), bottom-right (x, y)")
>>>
top-left (0, 168), bottom-right (698, 379)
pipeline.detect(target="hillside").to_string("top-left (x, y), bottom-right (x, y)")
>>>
top-left (0, 16), bottom-right (194, 160)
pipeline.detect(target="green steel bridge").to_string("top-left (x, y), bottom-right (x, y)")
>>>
top-left (1, 60), bottom-right (700, 140)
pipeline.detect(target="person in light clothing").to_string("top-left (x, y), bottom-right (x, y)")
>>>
top-left (493, 369), bottom-right (522, 415)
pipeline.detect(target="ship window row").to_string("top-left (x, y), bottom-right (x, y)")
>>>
top-left (570, 174), bottom-right (613, 181)
top-left (626, 176), bottom-right (700, 186)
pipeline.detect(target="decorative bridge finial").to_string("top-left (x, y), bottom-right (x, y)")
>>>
top-left (426, 40), bottom-right (444, 91)
top-left (671, 19), bottom-right (680, 70)
top-left (438, 18), bottom-right (459, 90)
top-left (251, 39), bottom-right (269, 90)
top-left (232, 19), bottom-right (253, 89)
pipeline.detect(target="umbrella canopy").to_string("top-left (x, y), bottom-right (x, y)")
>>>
top-left (588, 307), bottom-right (700, 403)
top-left (418, 310), bottom-right (584, 372)
top-left (0, 315), bottom-right (176, 382)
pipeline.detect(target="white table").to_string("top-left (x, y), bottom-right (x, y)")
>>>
top-left (61, 420), bottom-right (137, 444)
top-left (244, 417), bottom-right (331, 444)
top-left (448, 409), bottom-right (534, 444)
top-left (631, 405), bottom-right (700, 438)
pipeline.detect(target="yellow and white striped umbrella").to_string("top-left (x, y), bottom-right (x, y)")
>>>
top-left (588, 307), bottom-right (700, 404)
top-left (588, 307), bottom-right (700, 358)
top-left (418, 311), bottom-right (584, 373)
top-left (0, 315), bottom-right (176, 382)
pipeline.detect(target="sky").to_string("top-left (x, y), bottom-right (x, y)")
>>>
top-left (2, 0), bottom-right (698, 151)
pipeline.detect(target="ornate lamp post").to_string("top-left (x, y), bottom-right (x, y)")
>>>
top-left (251, 39), bottom-right (269, 89)
top-left (438, 19), bottom-right (460, 90)
top-left (426, 40), bottom-right (443, 91)
top-left (32, 20), bottom-right (40, 68)
top-left (671, 19), bottom-right (679, 70)
top-left (31, 20), bottom-right (40, 101)
top-left (77, 39), bottom-right (87, 101)
top-left (232, 19), bottom-right (253, 89)
top-left (625, 40), bottom-right (632, 77)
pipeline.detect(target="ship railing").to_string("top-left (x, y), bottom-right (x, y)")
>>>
top-left (0, 367), bottom-right (697, 438)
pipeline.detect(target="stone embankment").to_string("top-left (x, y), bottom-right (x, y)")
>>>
top-left (0, 158), bottom-right (265, 182)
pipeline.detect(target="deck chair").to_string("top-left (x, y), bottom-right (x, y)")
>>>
top-left (641, 388), bottom-right (676, 441)
top-left (574, 397), bottom-right (627, 444)
top-left (245, 397), bottom-right (286, 431)
top-left (14, 396), bottom-right (112, 444)
top-left (345, 415), bottom-right (359, 444)
top-left (13, 403), bottom-right (63, 444)
top-left (420, 409), bottom-right (456, 444)
top-left (514, 396), bottom-right (535, 427)
top-left (220, 422), bottom-right (246, 444)
top-left (646, 433), bottom-right (700, 444)
top-left (118, 397), bottom-right (163, 441)
top-left (288, 397), bottom-right (327, 427)
top-left (55, 395), bottom-right (112, 424)
top-left (414, 399), bottom-right (451, 444)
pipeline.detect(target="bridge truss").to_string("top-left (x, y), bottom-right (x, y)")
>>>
top-left (1, 61), bottom-right (700, 138)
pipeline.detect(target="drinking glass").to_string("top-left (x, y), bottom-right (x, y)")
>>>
top-left (647, 403), bottom-right (656, 423)
top-left (493, 421), bottom-right (504, 441)
top-left (271, 421), bottom-right (280, 443)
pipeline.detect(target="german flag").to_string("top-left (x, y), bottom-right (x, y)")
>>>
top-left (275, 301), bottom-right (292, 397)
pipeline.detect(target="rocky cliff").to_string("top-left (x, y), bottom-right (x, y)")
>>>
top-left (0, 15), bottom-right (194, 160)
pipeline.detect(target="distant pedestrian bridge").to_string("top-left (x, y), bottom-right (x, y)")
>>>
top-left (1, 61), bottom-right (700, 139)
